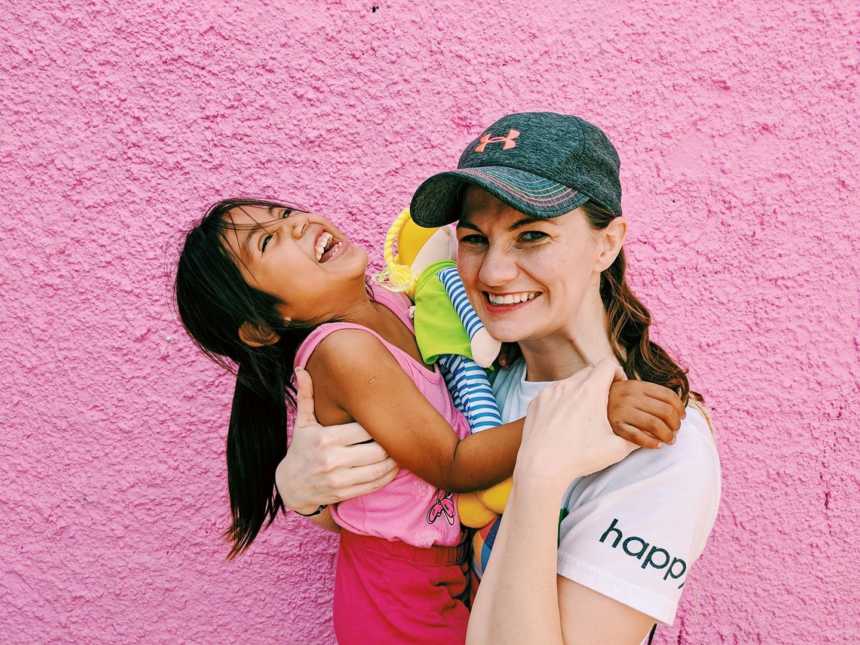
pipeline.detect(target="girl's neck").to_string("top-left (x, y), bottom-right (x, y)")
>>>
top-left (518, 289), bottom-right (617, 382)
top-left (335, 284), bottom-right (386, 329)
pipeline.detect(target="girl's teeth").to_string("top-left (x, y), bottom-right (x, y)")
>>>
top-left (316, 233), bottom-right (333, 261)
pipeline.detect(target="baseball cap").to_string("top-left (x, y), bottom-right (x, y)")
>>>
top-left (410, 112), bottom-right (622, 227)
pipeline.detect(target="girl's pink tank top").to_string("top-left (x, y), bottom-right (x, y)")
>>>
top-left (293, 285), bottom-right (468, 548)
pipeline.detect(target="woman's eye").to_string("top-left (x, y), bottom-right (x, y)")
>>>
top-left (519, 231), bottom-right (548, 243)
top-left (281, 209), bottom-right (292, 219)
top-left (459, 234), bottom-right (487, 245)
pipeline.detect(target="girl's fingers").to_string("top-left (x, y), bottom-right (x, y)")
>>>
top-left (626, 408), bottom-right (675, 443)
top-left (615, 423), bottom-right (662, 450)
top-left (634, 397), bottom-right (682, 434)
top-left (637, 382), bottom-right (686, 416)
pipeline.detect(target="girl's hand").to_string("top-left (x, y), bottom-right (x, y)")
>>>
top-left (607, 380), bottom-right (685, 449)
top-left (275, 369), bottom-right (399, 515)
top-left (514, 358), bottom-right (636, 496)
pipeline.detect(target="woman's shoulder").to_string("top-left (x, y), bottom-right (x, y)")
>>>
top-left (623, 403), bottom-right (720, 483)
top-left (569, 402), bottom-right (721, 507)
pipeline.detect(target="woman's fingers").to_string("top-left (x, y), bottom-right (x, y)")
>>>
top-left (615, 422), bottom-right (663, 449)
top-left (322, 421), bottom-right (375, 448)
top-left (332, 440), bottom-right (390, 469)
top-left (294, 368), bottom-right (318, 428)
top-left (324, 458), bottom-right (399, 501)
top-left (334, 464), bottom-right (400, 503)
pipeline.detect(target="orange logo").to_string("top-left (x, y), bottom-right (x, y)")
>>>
top-left (474, 128), bottom-right (520, 153)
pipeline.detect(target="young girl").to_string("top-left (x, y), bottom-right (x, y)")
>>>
top-left (174, 197), bottom-right (684, 644)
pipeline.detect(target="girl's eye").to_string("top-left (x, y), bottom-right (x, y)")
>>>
top-left (261, 234), bottom-right (273, 253)
top-left (260, 209), bottom-right (291, 253)
top-left (518, 230), bottom-right (548, 243)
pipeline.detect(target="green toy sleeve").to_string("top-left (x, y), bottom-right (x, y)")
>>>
top-left (412, 260), bottom-right (473, 364)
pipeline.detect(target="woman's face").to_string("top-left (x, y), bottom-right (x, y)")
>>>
top-left (221, 204), bottom-right (368, 324)
top-left (456, 187), bottom-right (603, 344)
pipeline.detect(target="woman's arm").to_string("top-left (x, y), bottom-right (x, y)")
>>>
top-left (274, 369), bottom-right (399, 515)
top-left (467, 359), bottom-right (652, 645)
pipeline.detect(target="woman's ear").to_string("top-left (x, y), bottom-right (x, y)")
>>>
top-left (238, 321), bottom-right (282, 348)
top-left (595, 217), bottom-right (627, 272)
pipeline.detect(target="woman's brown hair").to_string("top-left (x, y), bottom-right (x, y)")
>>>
top-left (584, 201), bottom-right (702, 405)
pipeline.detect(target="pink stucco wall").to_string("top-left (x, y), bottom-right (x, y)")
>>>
top-left (1, 1), bottom-right (857, 643)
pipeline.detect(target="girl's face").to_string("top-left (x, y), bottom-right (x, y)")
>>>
top-left (221, 204), bottom-right (368, 324)
top-left (456, 187), bottom-right (603, 343)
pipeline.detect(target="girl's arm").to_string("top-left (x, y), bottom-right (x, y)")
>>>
top-left (466, 360), bottom-right (652, 645)
top-left (306, 329), bottom-right (682, 494)
top-left (306, 329), bottom-right (522, 492)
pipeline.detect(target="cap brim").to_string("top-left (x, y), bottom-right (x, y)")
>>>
top-left (410, 166), bottom-right (588, 228)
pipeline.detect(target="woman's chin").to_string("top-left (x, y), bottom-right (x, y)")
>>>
top-left (484, 324), bottom-right (531, 345)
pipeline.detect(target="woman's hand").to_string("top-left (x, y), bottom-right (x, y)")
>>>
top-left (275, 369), bottom-right (399, 515)
top-left (514, 358), bottom-right (636, 496)
top-left (608, 380), bottom-right (686, 449)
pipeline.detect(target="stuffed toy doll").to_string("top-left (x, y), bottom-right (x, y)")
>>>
top-left (378, 209), bottom-right (513, 529)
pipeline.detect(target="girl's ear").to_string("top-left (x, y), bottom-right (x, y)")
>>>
top-left (595, 217), bottom-right (627, 272)
top-left (238, 321), bottom-right (282, 348)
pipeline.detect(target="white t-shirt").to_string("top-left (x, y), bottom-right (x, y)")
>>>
top-left (493, 359), bottom-right (721, 625)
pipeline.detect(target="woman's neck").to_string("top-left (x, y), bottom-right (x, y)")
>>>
top-left (518, 289), bottom-right (617, 382)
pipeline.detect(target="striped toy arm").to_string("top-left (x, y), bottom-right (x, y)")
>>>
top-left (437, 267), bottom-right (501, 368)
top-left (437, 354), bottom-right (502, 433)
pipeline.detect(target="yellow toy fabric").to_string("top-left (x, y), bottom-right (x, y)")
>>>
top-left (378, 209), bottom-right (511, 529)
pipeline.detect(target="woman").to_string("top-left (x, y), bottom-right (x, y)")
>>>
top-left (279, 112), bottom-right (721, 644)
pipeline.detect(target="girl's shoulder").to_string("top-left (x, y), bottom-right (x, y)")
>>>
top-left (294, 322), bottom-right (388, 371)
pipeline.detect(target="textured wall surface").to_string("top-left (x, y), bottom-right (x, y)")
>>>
top-left (1, 1), bottom-right (857, 643)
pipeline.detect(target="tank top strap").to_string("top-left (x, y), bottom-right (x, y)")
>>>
top-left (294, 322), bottom-right (392, 371)
top-left (369, 283), bottom-right (414, 332)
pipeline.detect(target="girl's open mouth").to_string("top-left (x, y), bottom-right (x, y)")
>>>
top-left (315, 231), bottom-right (347, 263)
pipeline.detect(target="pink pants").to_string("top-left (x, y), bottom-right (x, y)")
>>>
top-left (333, 530), bottom-right (470, 644)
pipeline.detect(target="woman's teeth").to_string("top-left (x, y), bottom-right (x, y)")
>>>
top-left (487, 292), bottom-right (540, 305)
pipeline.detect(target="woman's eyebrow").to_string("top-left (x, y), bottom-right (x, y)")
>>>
top-left (457, 217), bottom-right (481, 231)
top-left (509, 217), bottom-right (553, 230)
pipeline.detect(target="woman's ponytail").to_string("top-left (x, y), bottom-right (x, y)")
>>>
top-left (584, 201), bottom-right (701, 405)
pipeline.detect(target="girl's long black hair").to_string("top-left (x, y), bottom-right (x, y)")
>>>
top-left (175, 198), bottom-right (314, 558)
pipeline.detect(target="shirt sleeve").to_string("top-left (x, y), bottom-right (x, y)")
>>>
top-left (556, 406), bottom-right (721, 624)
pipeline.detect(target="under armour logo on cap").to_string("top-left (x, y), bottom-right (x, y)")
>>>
top-left (474, 128), bottom-right (520, 153)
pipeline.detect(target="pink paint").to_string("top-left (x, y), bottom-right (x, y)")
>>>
top-left (0, 1), bottom-right (857, 643)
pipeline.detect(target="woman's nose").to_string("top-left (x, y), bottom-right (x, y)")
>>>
top-left (478, 244), bottom-right (518, 287)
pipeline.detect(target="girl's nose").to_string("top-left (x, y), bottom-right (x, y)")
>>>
top-left (478, 244), bottom-right (518, 287)
top-left (289, 213), bottom-right (310, 239)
